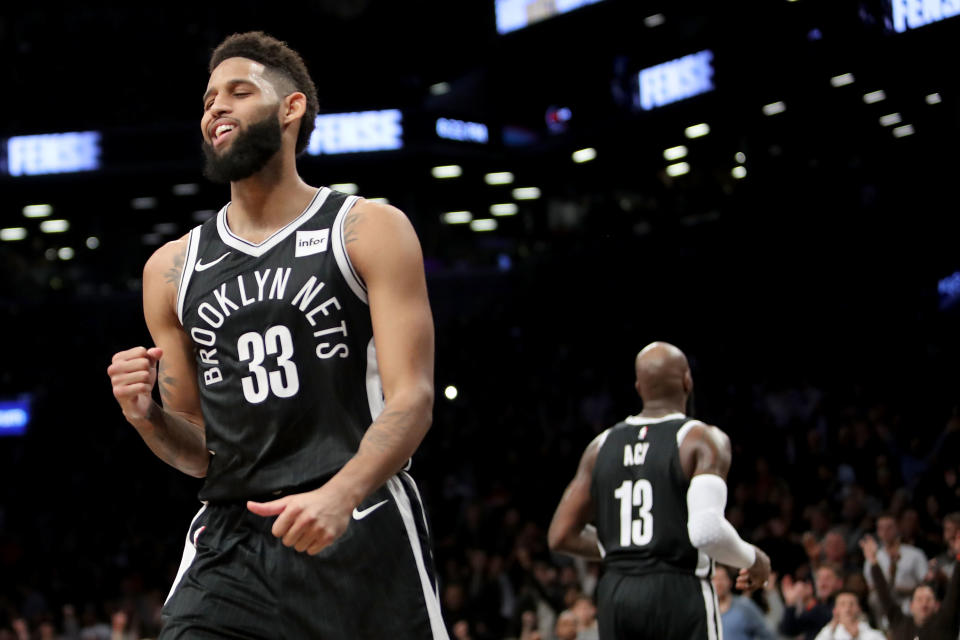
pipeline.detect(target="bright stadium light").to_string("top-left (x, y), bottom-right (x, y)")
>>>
top-left (763, 101), bottom-right (786, 116)
top-left (330, 183), bottom-right (359, 194)
top-left (470, 219), bottom-right (497, 232)
top-left (572, 148), bottom-right (597, 163)
top-left (442, 211), bottom-right (472, 224)
top-left (863, 90), bottom-right (886, 104)
top-left (22, 204), bottom-right (53, 218)
top-left (684, 123), bottom-right (710, 139)
top-left (40, 219), bottom-right (69, 233)
top-left (1, 228), bottom-right (27, 241)
top-left (490, 203), bottom-right (518, 216)
top-left (444, 385), bottom-right (458, 400)
top-left (663, 145), bottom-right (688, 161)
top-left (830, 73), bottom-right (855, 87)
top-left (732, 166), bottom-right (747, 179)
top-left (432, 165), bottom-right (462, 179)
top-left (485, 171), bottom-right (514, 185)
top-left (512, 187), bottom-right (541, 200)
top-left (666, 162), bottom-right (690, 177)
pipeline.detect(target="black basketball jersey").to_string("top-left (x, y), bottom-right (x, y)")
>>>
top-left (591, 413), bottom-right (711, 577)
top-left (176, 188), bottom-right (383, 501)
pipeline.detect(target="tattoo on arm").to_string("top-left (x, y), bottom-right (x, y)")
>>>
top-left (342, 208), bottom-right (364, 245)
top-left (163, 245), bottom-right (186, 285)
top-left (157, 361), bottom-right (176, 407)
top-left (361, 408), bottom-right (414, 454)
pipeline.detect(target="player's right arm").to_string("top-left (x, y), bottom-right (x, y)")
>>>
top-left (679, 422), bottom-right (770, 589)
top-left (107, 237), bottom-right (209, 478)
top-left (547, 434), bottom-right (604, 561)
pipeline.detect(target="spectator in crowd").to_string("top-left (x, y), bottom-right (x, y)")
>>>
top-left (778, 565), bottom-right (844, 640)
top-left (569, 595), bottom-right (598, 640)
top-left (931, 512), bottom-right (960, 582)
top-left (713, 564), bottom-right (776, 640)
top-left (802, 528), bottom-right (859, 577)
top-left (812, 591), bottom-right (885, 640)
top-left (860, 532), bottom-right (960, 640)
top-left (553, 610), bottom-right (579, 640)
top-left (862, 512), bottom-right (929, 614)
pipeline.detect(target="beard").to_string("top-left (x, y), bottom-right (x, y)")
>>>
top-left (202, 110), bottom-right (283, 183)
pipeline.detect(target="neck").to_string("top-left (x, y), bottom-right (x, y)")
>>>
top-left (638, 396), bottom-right (686, 418)
top-left (227, 151), bottom-right (316, 236)
top-left (717, 592), bottom-right (732, 612)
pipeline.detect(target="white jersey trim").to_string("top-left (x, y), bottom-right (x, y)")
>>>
top-left (331, 195), bottom-right (367, 303)
top-left (700, 575), bottom-right (721, 640)
top-left (624, 412), bottom-right (686, 425)
top-left (176, 226), bottom-right (203, 326)
top-left (365, 338), bottom-right (384, 421)
top-left (386, 476), bottom-right (451, 640)
top-left (215, 187), bottom-right (330, 257)
top-left (165, 503), bottom-right (208, 605)
top-left (677, 419), bottom-right (702, 447)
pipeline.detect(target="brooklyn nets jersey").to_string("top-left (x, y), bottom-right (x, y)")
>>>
top-left (591, 413), bottom-right (711, 578)
top-left (176, 188), bottom-right (383, 501)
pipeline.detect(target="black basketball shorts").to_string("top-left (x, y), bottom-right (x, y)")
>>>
top-left (159, 471), bottom-right (449, 639)
top-left (596, 569), bottom-right (721, 640)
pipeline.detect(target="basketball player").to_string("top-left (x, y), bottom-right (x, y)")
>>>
top-left (106, 31), bottom-right (448, 639)
top-left (547, 341), bottom-right (771, 639)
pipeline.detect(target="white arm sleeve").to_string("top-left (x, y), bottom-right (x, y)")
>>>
top-left (686, 474), bottom-right (757, 568)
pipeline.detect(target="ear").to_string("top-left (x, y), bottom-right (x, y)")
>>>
top-left (281, 91), bottom-right (306, 125)
top-left (683, 370), bottom-right (693, 394)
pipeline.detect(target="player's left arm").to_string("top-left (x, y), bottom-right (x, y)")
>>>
top-left (547, 435), bottom-right (603, 560)
top-left (247, 199), bottom-right (435, 554)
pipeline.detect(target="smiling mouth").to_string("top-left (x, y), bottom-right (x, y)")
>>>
top-left (211, 123), bottom-right (237, 147)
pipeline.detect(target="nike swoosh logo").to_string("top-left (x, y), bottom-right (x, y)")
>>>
top-left (352, 499), bottom-right (389, 521)
top-left (195, 252), bottom-right (230, 272)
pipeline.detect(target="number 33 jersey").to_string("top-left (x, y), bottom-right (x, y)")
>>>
top-left (591, 413), bottom-right (710, 577)
top-left (176, 188), bottom-right (382, 501)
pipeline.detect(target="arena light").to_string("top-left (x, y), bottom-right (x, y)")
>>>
top-left (193, 209), bottom-right (216, 222)
top-left (685, 123), bottom-right (710, 139)
top-left (663, 145), bottom-right (688, 161)
top-left (666, 162), bottom-right (690, 177)
top-left (889, 0), bottom-right (960, 32)
top-left (365, 197), bottom-right (390, 205)
top-left (444, 385), bottom-right (458, 400)
top-left (153, 223), bottom-right (178, 235)
top-left (172, 183), bottom-right (199, 196)
top-left (307, 109), bottom-right (403, 155)
top-left (6, 131), bottom-right (101, 177)
top-left (495, 0), bottom-right (607, 34)
top-left (485, 171), bottom-right (514, 185)
top-left (436, 118), bottom-right (489, 144)
top-left (863, 90), bottom-right (886, 104)
top-left (926, 93), bottom-right (942, 105)
top-left (879, 113), bottom-right (902, 127)
top-left (735, 152), bottom-right (746, 163)
top-left (441, 211), bottom-right (472, 224)
top-left (831, 73), bottom-right (855, 87)
top-left (430, 82), bottom-right (451, 96)
top-left (23, 204), bottom-right (53, 218)
top-left (86, 236), bottom-right (100, 249)
top-left (512, 187), bottom-right (541, 200)
top-left (432, 165), bottom-right (462, 179)
top-left (638, 50), bottom-right (714, 111)
top-left (732, 166), bottom-right (747, 179)
top-left (58, 247), bottom-right (75, 261)
top-left (470, 219), bottom-right (498, 232)
top-left (644, 13), bottom-right (665, 27)
top-left (762, 101), bottom-right (786, 116)
top-left (330, 183), bottom-right (359, 195)
top-left (0, 398), bottom-right (31, 437)
top-left (1, 228), bottom-right (27, 241)
top-left (132, 197), bottom-right (158, 210)
top-left (572, 148), bottom-right (597, 163)
top-left (39, 219), bottom-right (69, 233)
top-left (892, 124), bottom-right (915, 138)
top-left (490, 203), bottom-right (518, 216)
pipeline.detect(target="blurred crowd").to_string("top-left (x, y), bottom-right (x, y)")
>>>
top-left (2, 362), bottom-right (958, 639)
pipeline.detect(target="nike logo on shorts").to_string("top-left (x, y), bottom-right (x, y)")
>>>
top-left (352, 499), bottom-right (389, 520)
top-left (195, 252), bottom-right (230, 272)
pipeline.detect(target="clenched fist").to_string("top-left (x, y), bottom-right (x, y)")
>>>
top-left (108, 346), bottom-right (163, 420)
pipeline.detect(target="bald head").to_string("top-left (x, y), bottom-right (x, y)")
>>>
top-left (634, 341), bottom-right (692, 405)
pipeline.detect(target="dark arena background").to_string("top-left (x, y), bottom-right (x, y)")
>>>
top-left (2, 2), bottom-right (960, 639)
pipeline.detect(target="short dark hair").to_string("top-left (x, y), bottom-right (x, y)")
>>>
top-left (209, 31), bottom-right (318, 155)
